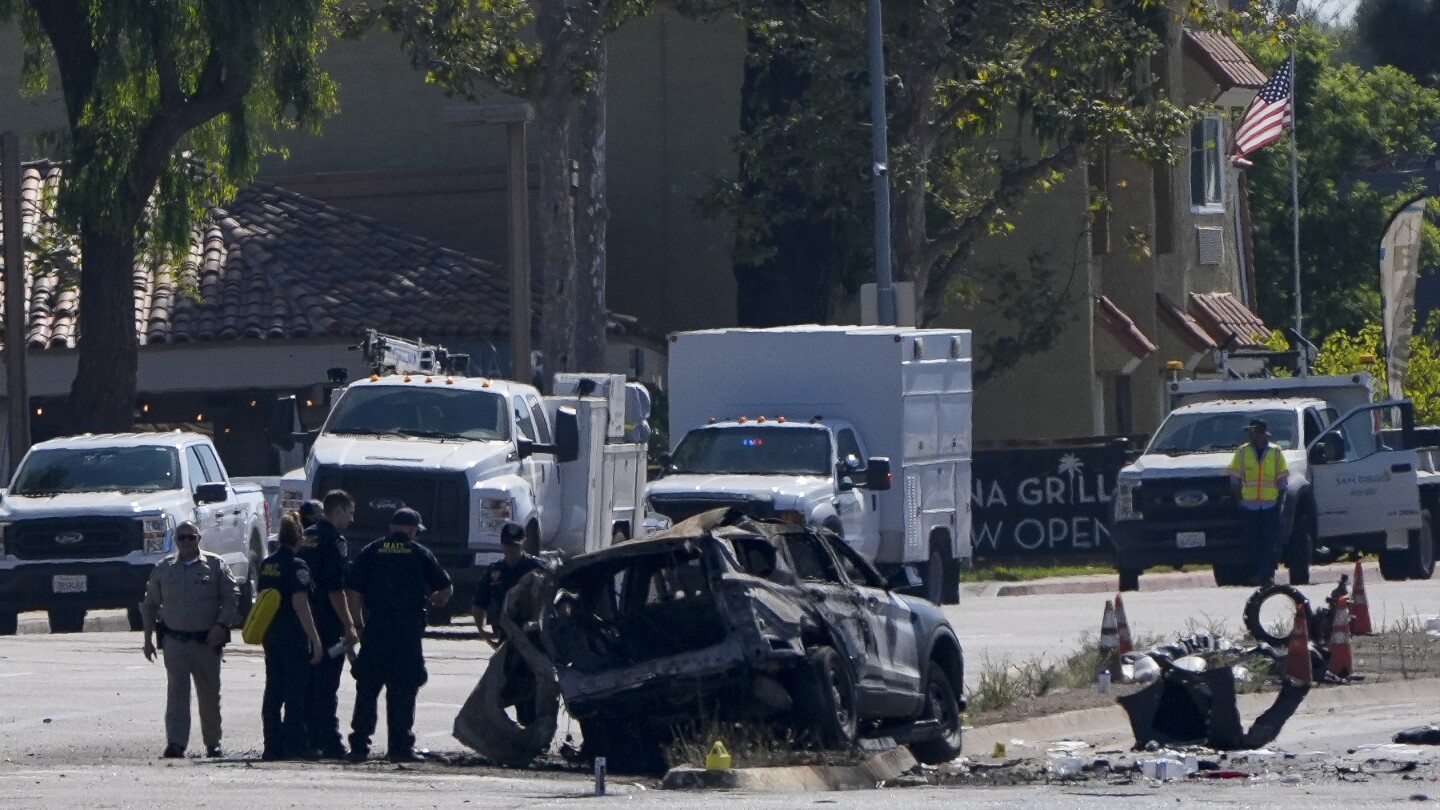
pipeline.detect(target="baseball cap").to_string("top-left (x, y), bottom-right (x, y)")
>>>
top-left (500, 523), bottom-right (526, 546)
top-left (390, 507), bottom-right (426, 531)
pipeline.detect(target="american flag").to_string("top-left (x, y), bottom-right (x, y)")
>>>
top-left (1231, 60), bottom-right (1293, 158)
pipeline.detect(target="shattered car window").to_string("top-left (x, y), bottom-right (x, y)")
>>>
top-left (728, 534), bottom-right (779, 578)
top-left (783, 534), bottom-right (841, 583)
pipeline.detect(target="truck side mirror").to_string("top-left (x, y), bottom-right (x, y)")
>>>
top-left (268, 395), bottom-right (299, 451)
top-left (657, 451), bottom-right (673, 477)
top-left (516, 437), bottom-right (534, 460)
top-left (194, 482), bottom-right (229, 505)
top-left (553, 407), bottom-right (581, 464)
top-left (863, 458), bottom-right (893, 491)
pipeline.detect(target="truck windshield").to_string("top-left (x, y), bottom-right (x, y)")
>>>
top-left (670, 426), bottom-right (831, 476)
top-left (323, 386), bottom-right (509, 441)
top-left (1148, 409), bottom-right (1299, 455)
top-left (11, 446), bottom-right (181, 495)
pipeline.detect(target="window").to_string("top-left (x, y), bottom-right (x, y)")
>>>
top-left (836, 429), bottom-right (864, 470)
top-left (513, 398), bottom-right (537, 442)
top-left (1190, 117), bottom-right (1223, 208)
top-left (783, 534), bottom-right (841, 583)
top-left (1303, 409), bottom-right (1324, 446)
top-left (185, 447), bottom-right (212, 488)
top-left (526, 396), bottom-right (553, 444)
top-left (196, 445), bottom-right (225, 482)
top-left (825, 536), bottom-right (885, 588)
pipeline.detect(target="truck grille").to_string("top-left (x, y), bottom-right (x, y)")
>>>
top-left (312, 466), bottom-right (470, 556)
top-left (647, 494), bottom-right (775, 525)
top-left (1136, 477), bottom-right (1237, 521)
top-left (6, 517), bottom-right (142, 560)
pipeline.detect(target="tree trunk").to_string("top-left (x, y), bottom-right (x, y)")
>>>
top-left (573, 40), bottom-right (609, 373)
top-left (534, 81), bottom-right (578, 388)
top-left (70, 227), bottom-right (138, 432)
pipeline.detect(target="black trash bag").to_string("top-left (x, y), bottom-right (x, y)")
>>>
top-left (1119, 660), bottom-right (1309, 750)
top-left (1394, 726), bottom-right (1440, 745)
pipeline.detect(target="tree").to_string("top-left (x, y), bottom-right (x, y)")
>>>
top-left (1310, 319), bottom-right (1440, 424)
top-left (344, 0), bottom-right (651, 378)
top-left (1235, 21), bottom-right (1440, 340)
top-left (1356, 0), bottom-right (1440, 86)
top-left (703, 0), bottom-right (1193, 380)
top-left (0, 0), bottom-right (335, 431)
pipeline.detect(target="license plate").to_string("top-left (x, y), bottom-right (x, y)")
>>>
top-left (52, 575), bottom-right (87, 594)
top-left (1176, 532), bottom-right (1206, 549)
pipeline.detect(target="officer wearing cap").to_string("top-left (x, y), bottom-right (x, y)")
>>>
top-left (1228, 417), bottom-right (1290, 586)
top-left (344, 507), bottom-right (453, 762)
top-left (471, 523), bottom-right (543, 646)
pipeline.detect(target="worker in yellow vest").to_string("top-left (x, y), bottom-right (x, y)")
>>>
top-left (1228, 418), bottom-right (1290, 586)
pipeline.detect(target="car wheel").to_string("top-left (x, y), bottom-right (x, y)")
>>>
top-left (923, 545), bottom-right (946, 605)
top-left (1412, 510), bottom-right (1435, 580)
top-left (1286, 504), bottom-right (1314, 586)
top-left (0, 610), bottom-right (16, 636)
top-left (1118, 567), bottom-right (1141, 592)
top-left (238, 546), bottom-right (261, 618)
top-left (1212, 565), bottom-right (1251, 587)
top-left (48, 607), bottom-right (86, 634)
top-left (126, 606), bottom-right (144, 632)
top-left (908, 663), bottom-right (964, 765)
top-left (795, 646), bottom-right (858, 748)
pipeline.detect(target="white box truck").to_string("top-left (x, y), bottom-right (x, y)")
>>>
top-left (647, 326), bottom-right (973, 603)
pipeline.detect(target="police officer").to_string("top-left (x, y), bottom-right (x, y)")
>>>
top-left (471, 523), bottom-right (543, 645)
top-left (345, 508), bottom-right (453, 762)
top-left (140, 520), bottom-right (239, 759)
top-left (1229, 417), bottom-right (1290, 586)
top-left (298, 489), bottom-right (359, 759)
top-left (259, 513), bottom-right (325, 760)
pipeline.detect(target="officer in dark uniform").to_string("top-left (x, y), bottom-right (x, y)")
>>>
top-left (259, 513), bottom-right (324, 760)
top-left (344, 508), bottom-right (453, 763)
top-left (471, 523), bottom-right (543, 644)
top-left (298, 489), bottom-right (358, 759)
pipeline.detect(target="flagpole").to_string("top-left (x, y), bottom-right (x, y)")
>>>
top-left (1288, 45), bottom-right (1302, 352)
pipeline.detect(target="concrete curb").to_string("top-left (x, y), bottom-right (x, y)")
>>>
top-left (962, 674), bottom-right (1440, 755)
top-left (660, 746), bottom-right (918, 792)
top-left (963, 561), bottom-right (1381, 599)
top-left (16, 609), bottom-right (131, 635)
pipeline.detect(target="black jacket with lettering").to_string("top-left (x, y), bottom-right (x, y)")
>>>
top-left (258, 546), bottom-right (314, 646)
top-left (348, 533), bottom-right (451, 638)
top-left (299, 519), bottom-right (348, 641)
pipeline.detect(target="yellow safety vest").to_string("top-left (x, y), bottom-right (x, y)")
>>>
top-left (1228, 443), bottom-right (1288, 504)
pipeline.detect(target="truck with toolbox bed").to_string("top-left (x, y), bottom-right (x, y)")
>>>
top-left (1110, 373), bottom-right (1440, 589)
top-left (0, 432), bottom-right (269, 634)
top-left (646, 325), bottom-right (973, 604)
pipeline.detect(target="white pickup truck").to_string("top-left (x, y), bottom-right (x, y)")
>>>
top-left (276, 371), bottom-right (648, 622)
top-left (647, 326), bottom-right (973, 604)
top-left (0, 432), bottom-right (270, 634)
top-left (1111, 374), bottom-right (1440, 589)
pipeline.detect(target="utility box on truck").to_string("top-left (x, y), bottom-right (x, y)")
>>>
top-left (649, 326), bottom-right (973, 604)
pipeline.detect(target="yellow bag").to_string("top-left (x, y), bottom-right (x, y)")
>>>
top-left (242, 588), bottom-right (282, 644)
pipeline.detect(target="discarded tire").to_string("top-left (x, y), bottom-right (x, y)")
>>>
top-left (452, 641), bottom-right (559, 767)
top-left (1243, 584), bottom-right (1312, 647)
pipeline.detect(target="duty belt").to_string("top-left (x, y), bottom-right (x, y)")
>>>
top-left (156, 621), bottom-right (211, 643)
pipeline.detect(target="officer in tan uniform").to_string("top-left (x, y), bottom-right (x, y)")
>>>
top-left (140, 520), bottom-right (240, 759)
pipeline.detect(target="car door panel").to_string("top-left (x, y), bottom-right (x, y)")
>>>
top-left (826, 535), bottom-right (922, 694)
top-left (1308, 401), bottom-right (1422, 539)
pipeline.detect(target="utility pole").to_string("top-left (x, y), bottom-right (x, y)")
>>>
top-left (867, 0), bottom-right (897, 326)
top-left (444, 103), bottom-right (534, 383)
top-left (1, 132), bottom-right (30, 474)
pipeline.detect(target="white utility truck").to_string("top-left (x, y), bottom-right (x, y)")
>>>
top-left (0, 432), bottom-right (269, 634)
top-left (275, 332), bottom-right (648, 622)
top-left (647, 325), bottom-right (973, 604)
top-left (1111, 372), bottom-right (1440, 589)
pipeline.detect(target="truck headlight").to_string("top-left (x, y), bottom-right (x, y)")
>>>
top-left (280, 488), bottom-right (305, 514)
top-left (0, 521), bottom-right (8, 556)
top-left (1114, 480), bottom-right (1141, 521)
top-left (479, 497), bottom-right (514, 534)
top-left (142, 514), bottom-right (174, 553)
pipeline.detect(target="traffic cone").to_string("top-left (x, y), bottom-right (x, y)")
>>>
top-left (1327, 596), bottom-right (1354, 680)
top-left (1285, 603), bottom-right (1313, 686)
top-left (1351, 561), bottom-right (1373, 635)
top-left (1113, 594), bottom-right (1134, 683)
top-left (1099, 600), bottom-right (1119, 676)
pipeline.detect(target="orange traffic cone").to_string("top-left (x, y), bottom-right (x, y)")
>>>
top-left (1327, 596), bottom-right (1353, 680)
top-left (1351, 561), bottom-right (1373, 635)
top-left (1285, 603), bottom-right (1313, 686)
top-left (1099, 600), bottom-right (1119, 676)
top-left (1115, 594), bottom-right (1134, 655)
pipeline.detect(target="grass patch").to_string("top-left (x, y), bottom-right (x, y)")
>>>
top-left (961, 562), bottom-right (1212, 582)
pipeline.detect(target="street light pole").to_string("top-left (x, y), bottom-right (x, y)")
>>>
top-left (867, 0), bottom-right (897, 326)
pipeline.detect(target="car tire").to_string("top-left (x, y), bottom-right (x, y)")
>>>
top-left (795, 646), bottom-right (858, 748)
top-left (1286, 503), bottom-right (1314, 586)
top-left (908, 663), bottom-right (964, 765)
top-left (48, 607), bottom-right (86, 634)
top-left (1381, 508), bottom-right (1435, 581)
top-left (126, 606), bottom-right (144, 632)
top-left (923, 545), bottom-right (946, 606)
top-left (1243, 583), bottom-right (1312, 647)
top-left (1212, 565), bottom-right (1251, 587)
top-left (0, 610), bottom-right (16, 636)
top-left (1118, 567), bottom-right (1141, 592)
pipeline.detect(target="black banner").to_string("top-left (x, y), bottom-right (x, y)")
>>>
top-left (971, 441), bottom-right (1129, 558)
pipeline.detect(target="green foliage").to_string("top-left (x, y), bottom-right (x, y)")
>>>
top-left (1311, 318), bottom-right (1440, 424)
top-left (1232, 21), bottom-right (1440, 341)
top-left (1356, 0), bottom-right (1440, 87)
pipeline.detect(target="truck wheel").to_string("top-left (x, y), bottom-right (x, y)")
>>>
top-left (1380, 510), bottom-right (1435, 581)
top-left (126, 606), bottom-right (144, 632)
top-left (942, 555), bottom-right (962, 605)
top-left (923, 545), bottom-right (947, 605)
top-left (1118, 567), bottom-right (1141, 592)
top-left (795, 646), bottom-right (858, 748)
top-left (907, 663), bottom-right (964, 764)
top-left (1213, 565), bottom-right (1250, 587)
top-left (48, 607), bottom-right (86, 634)
top-left (0, 611), bottom-right (16, 636)
top-left (1285, 505), bottom-right (1314, 586)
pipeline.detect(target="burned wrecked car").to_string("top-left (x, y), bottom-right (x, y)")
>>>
top-left (528, 508), bottom-right (965, 769)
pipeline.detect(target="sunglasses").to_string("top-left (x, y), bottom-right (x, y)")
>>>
top-left (176, 534), bottom-right (200, 541)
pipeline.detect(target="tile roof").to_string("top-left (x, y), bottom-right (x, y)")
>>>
top-left (1182, 29), bottom-right (1267, 91)
top-left (1187, 291), bottom-right (1271, 350)
top-left (1155, 292), bottom-right (1218, 352)
top-left (1094, 295), bottom-right (1158, 359)
top-left (0, 160), bottom-right (535, 351)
